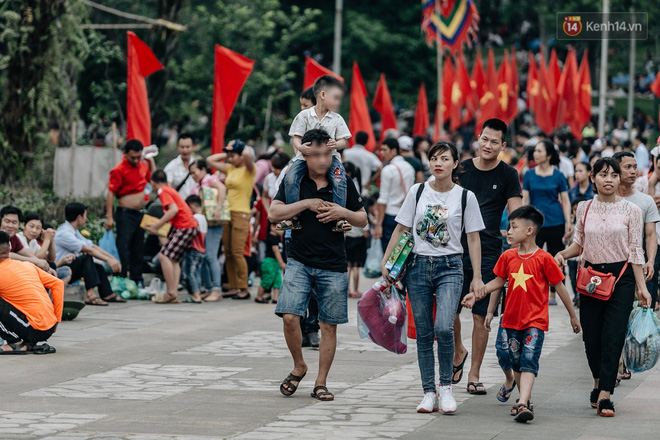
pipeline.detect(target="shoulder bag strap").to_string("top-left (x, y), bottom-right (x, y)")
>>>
top-left (414, 183), bottom-right (425, 209)
top-left (461, 188), bottom-right (468, 232)
top-left (578, 200), bottom-right (593, 269)
top-left (175, 173), bottom-right (191, 192)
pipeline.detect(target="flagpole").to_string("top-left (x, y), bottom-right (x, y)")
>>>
top-left (435, 1), bottom-right (444, 139)
top-left (597, 0), bottom-right (610, 140)
top-left (332, 0), bottom-right (343, 75)
top-left (626, 9), bottom-right (635, 141)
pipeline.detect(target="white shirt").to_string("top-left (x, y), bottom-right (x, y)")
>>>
top-left (193, 213), bottom-right (208, 234)
top-left (395, 183), bottom-right (485, 256)
top-left (289, 108), bottom-right (351, 162)
top-left (558, 156), bottom-right (575, 180)
top-left (16, 232), bottom-right (41, 255)
top-left (636, 143), bottom-right (649, 170)
top-left (164, 155), bottom-right (197, 200)
top-left (263, 172), bottom-right (279, 199)
top-left (342, 145), bottom-right (382, 194)
top-left (377, 156), bottom-right (415, 216)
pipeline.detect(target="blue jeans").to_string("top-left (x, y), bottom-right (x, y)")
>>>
top-left (380, 214), bottom-right (399, 254)
top-left (182, 249), bottom-right (205, 293)
top-left (285, 156), bottom-right (346, 207)
top-left (495, 326), bottom-right (545, 376)
top-left (202, 225), bottom-right (223, 290)
top-left (275, 259), bottom-right (348, 325)
top-left (404, 254), bottom-right (464, 392)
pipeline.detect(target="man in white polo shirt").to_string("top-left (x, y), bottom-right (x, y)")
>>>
top-left (372, 138), bottom-right (415, 253)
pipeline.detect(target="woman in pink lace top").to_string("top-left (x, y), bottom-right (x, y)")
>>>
top-left (556, 158), bottom-right (652, 418)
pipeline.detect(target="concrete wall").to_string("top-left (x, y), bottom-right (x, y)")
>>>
top-left (53, 146), bottom-right (123, 198)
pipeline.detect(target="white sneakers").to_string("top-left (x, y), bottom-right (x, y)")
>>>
top-left (438, 385), bottom-right (457, 414)
top-left (416, 392), bottom-right (439, 413)
top-left (416, 386), bottom-right (457, 414)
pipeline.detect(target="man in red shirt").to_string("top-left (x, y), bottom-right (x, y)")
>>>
top-left (149, 170), bottom-right (198, 304)
top-left (105, 140), bottom-right (156, 286)
top-left (0, 231), bottom-right (63, 354)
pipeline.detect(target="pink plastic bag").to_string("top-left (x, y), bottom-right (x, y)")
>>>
top-left (357, 280), bottom-right (408, 354)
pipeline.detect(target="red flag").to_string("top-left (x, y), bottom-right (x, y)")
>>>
top-left (526, 52), bottom-right (539, 112)
top-left (475, 48), bottom-right (498, 134)
top-left (507, 47), bottom-right (519, 123)
top-left (495, 50), bottom-right (511, 122)
top-left (651, 70), bottom-right (660, 98)
top-left (471, 49), bottom-right (486, 100)
top-left (450, 56), bottom-right (472, 130)
top-left (535, 48), bottom-right (555, 135)
top-left (126, 32), bottom-right (164, 146)
top-left (556, 49), bottom-right (580, 138)
top-left (413, 82), bottom-right (430, 137)
top-left (348, 62), bottom-right (376, 152)
top-left (576, 50), bottom-right (592, 139)
top-left (211, 45), bottom-right (255, 154)
top-left (373, 73), bottom-right (397, 142)
top-left (547, 48), bottom-right (561, 130)
top-left (433, 100), bottom-right (441, 141)
top-left (303, 56), bottom-right (344, 90)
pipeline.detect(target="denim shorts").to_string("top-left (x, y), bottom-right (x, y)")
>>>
top-left (274, 259), bottom-right (348, 325)
top-left (495, 326), bottom-right (545, 376)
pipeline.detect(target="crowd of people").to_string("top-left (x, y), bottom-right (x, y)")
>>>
top-left (1, 74), bottom-right (658, 423)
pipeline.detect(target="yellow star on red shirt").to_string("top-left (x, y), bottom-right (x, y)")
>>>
top-left (511, 263), bottom-right (534, 292)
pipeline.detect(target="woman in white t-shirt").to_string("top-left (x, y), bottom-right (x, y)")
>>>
top-left (381, 141), bottom-right (485, 414)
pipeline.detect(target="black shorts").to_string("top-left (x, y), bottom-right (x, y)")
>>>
top-left (346, 236), bottom-right (367, 267)
top-left (458, 253), bottom-right (500, 317)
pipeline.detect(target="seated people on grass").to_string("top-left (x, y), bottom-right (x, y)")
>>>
top-left (0, 231), bottom-right (63, 355)
top-left (54, 202), bottom-right (124, 306)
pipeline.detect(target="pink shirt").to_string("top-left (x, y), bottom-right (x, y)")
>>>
top-left (573, 197), bottom-right (644, 265)
top-left (190, 173), bottom-right (221, 196)
top-left (255, 159), bottom-right (271, 185)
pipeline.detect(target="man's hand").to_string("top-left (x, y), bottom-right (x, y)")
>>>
top-left (327, 138), bottom-right (337, 150)
top-left (56, 254), bottom-right (75, 267)
top-left (372, 225), bottom-right (383, 240)
top-left (298, 142), bottom-right (312, 156)
top-left (570, 315), bottom-right (581, 334)
top-left (484, 313), bottom-right (494, 332)
top-left (107, 258), bottom-right (122, 274)
top-left (147, 224), bottom-right (160, 235)
top-left (644, 261), bottom-right (655, 281)
top-left (34, 258), bottom-right (50, 272)
top-left (43, 228), bottom-right (56, 242)
top-left (104, 217), bottom-right (114, 231)
top-left (48, 267), bottom-right (57, 277)
top-left (470, 278), bottom-right (486, 300)
top-left (461, 292), bottom-right (476, 309)
top-left (306, 198), bottom-right (327, 214)
top-left (316, 203), bottom-right (347, 223)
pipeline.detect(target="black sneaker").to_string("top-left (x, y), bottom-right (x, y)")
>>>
top-left (308, 332), bottom-right (320, 348)
top-left (301, 333), bottom-right (312, 348)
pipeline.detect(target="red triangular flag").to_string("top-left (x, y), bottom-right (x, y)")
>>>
top-left (475, 48), bottom-right (498, 135)
top-left (348, 62), bottom-right (376, 152)
top-left (526, 52), bottom-right (539, 112)
top-left (535, 48), bottom-right (555, 135)
top-left (211, 45), bottom-right (255, 154)
top-left (126, 32), bottom-right (164, 146)
top-left (556, 48), bottom-right (579, 137)
top-left (471, 49), bottom-right (486, 100)
top-left (303, 57), bottom-right (343, 91)
top-left (441, 56), bottom-right (455, 124)
top-left (576, 49), bottom-right (592, 139)
top-left (373, 73), bottom-right (397, 142)
top-left (495, 50), bottom-right (511, 122)
top-left (413, 83), bottom-right (430, 137)
top-left (450, 56), bottom-right (472, 130)
top-left (651, 70), bottom-right (660, 98)
top-left (547, 48), bottom-right (561, 131)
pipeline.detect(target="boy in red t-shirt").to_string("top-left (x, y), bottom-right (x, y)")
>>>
top-left (463, 205), bottom-right (580, 423)
top-left (149, 170), bottom-right (198, 304)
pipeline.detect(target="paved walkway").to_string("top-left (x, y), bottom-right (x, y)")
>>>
top-left (1, 277), bottom-right (659, 440)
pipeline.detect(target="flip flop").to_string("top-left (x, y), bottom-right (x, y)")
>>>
top-left (85, 297), bottom-right (108, 306)
top-left (452, 352), bottom-right (468, 384)
top-left (311, 385), bottom-right (334, 401)
top-left (30, 343), bottom-right (56, 355)
top-left (280, 370), bottom-right (307, 397)
top-left (496, 380), bottom-right (516, 402)
top-left (467, 382), bottom-right (487, 395)
top-left (0, 342), bottom-right (29, 355)
top-left (151, 294), bottom-right (181, 304)
top-left (102, 294), bottom-right (127, 303)
top-left (184, 297), bottom-right (202, 304)
top-left (254, 295), bottom-right (272, 304)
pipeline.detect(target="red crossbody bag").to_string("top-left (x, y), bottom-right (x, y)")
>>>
top-left (575, 200), bottom-right (628, 300)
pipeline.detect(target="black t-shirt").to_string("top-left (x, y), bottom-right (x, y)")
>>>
top-left (275, 173), bottom-right (365, 272)
top-left (265, 230), bottom-right (283, 259)
top-left (458, 159), bottom-right (521, 256)
top-left (404, 156), bottom-right (423, 175)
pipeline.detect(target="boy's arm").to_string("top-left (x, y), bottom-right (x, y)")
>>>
top-left (553, 281), bottom-right (581, 333)
top-left (273, 245), bottom-right (286, 270)
top-left (461, 277), bottom-right (506, 308)
top-left (334, 138), bottom-right (349, 151)
top-left (483, 288), bottom-right (504, 332)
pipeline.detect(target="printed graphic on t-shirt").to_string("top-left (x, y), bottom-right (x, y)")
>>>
top-left (510, 263), bottom-right (534, 292)
top-left (416, 204), bottom-right (450, 247)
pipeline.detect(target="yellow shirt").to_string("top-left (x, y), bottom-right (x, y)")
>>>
top-left (225, 164), bottom-right (256, 214)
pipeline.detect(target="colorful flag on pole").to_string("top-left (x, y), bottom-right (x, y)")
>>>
top-left (413, 83), bottom-right (430, 137)
top-left (420, 0), bottom-right (480, 53)
top-left (126, 32), bottom-right (164, 146)
top-left (349, 62), bottom-right (376, 152)
top-left (303, 56), bottom-right (344, 90)
top-left (211, 45), bottom-right (255, 154)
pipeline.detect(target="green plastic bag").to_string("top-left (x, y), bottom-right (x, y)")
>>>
top-left (110, 277), bottom-right (138, 299)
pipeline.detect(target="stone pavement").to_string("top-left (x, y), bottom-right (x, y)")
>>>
top-left (1, 277), bottom-right (659, 440)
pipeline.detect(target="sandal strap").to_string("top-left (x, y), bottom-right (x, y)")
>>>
top-left (313, 385), bottom-right (333, 397)
top-left (598, 399), bottom-right (615, 411)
